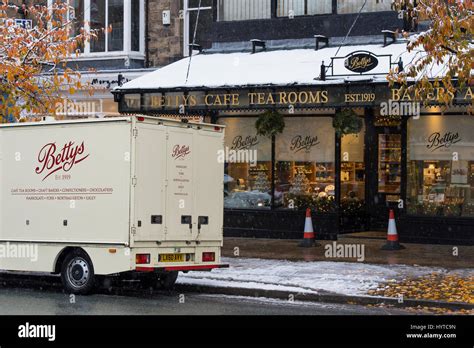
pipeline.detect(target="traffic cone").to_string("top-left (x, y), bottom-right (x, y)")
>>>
top-left (299, 208), bottom-right (317, 247)
top-left (381, 209), bottom-right (405, 250)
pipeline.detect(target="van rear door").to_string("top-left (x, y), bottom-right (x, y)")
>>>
top-left (133, 123), bottom-right (167, 242)
top-left (192, 127), bottom-right (224, 242)
top-left (164, 127), bottom-right (195, 241)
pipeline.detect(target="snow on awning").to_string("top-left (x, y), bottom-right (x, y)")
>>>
top-left (114, 43), bottom-right (427, 92)
top-left (113, 42), bottom-right (474, 113)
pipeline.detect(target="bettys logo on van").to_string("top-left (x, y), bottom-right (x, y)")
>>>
top-left (172, 144), bottom-right (191, 160)
top-left (35, 141), bottom-right (90, 181)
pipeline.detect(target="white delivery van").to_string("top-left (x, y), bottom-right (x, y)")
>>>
top-left (0, 116), bottom-right (227, 294)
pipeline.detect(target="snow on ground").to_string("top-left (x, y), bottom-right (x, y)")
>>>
top-left (177, 257), bottom-right (473, 297)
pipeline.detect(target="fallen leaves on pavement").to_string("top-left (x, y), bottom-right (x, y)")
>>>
top-left (366, 303), bottom-right (473, 315)
top-left (367, 273), bottom-right (474, 304)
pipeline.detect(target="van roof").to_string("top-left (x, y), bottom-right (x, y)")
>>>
top-left (0, 115), bottom-right (223, 129)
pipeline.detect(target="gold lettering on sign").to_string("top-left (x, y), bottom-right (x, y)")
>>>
top-left (345, 93), bottom-right (376, 103)
top-left (349, 57), bottom-right (374, 70)
top-left (288, 92), bottom-right (298, 104)
top-left (465, 87), bottom-right (473, 100)
top-left (391, 87), bottom-right (458, 102)
top-left (320, 91), bottom-right (329, 103)
top-left (152, 90), bottom-right (330, 108)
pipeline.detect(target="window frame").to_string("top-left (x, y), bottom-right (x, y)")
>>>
top-left (213, 0), bottom-right (396, 22)
top-left (183, 0), bottom-right (213, 57)
top-left (276, 0), bottom-right (333, 18)
top-left (47, 0), bottom-right (145, 59)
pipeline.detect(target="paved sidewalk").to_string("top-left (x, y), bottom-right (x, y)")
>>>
top-left (178, 257), bottom-right (473, 311)
top-left (221, 236), bottom-right (474, 269)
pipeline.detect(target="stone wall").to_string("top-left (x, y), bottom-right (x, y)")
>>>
top-left (147, 0), bottom-right (183, 67)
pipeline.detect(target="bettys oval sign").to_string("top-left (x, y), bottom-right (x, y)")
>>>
top-left (344, 52), bottom-right (379, 73)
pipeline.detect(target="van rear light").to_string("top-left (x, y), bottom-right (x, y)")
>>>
top-left (214, 126), bottom-right (221, 131)
top-left (136, 254), bottom-right (150, 264)
top-left (202, 252), bottom-right (215, 262)
top-left (137, 116), bottom-right (145, 122)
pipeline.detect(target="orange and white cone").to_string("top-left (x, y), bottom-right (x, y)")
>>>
top-left (299, 208), bottom-right (317, 247)
top-left (381, 209), bottom-right (405, 250)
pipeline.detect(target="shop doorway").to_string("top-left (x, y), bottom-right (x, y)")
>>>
top-left (367, 126), bottom-right (403, 230)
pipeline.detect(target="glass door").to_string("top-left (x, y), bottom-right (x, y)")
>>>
top-left (369, 130), bottom-right (402, 230)
top-left (378, 134), bottom-right (402, 199)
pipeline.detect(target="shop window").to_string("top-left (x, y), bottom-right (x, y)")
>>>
top-left (276, 117), bottom-right (336, 212)
top-left (217, 0), bottom-right (271, 21)
top-left (341, 123), bottom-right (365, 213)
top-left (337, 0), bottom-right (392, 14)
top-left (218, 118), bottom-right (272, 209)
top-left (277, 0), bottom-right (332, 17)
top-left (407, 116), bottom-right (474, 217)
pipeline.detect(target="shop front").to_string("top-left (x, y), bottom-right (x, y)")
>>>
top-left (400, 114), bottom-right (474, 243)
top-left (113, 45), bottom-right (473, 245)
top-left (219, 113), bottom-right (342, 240)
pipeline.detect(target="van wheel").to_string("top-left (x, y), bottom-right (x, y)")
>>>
top-left (157, 271), bottom-right (179, 290)
top-left (60, 250), bottom-right (95, 295)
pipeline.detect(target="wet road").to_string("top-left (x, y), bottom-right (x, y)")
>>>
top-left (0, 287), bottom-right (412, 315)
top-left (0, 274), bottom-right (410, 315)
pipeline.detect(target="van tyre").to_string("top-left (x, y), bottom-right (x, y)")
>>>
top-left (61, 250), bottom-right (95, 295)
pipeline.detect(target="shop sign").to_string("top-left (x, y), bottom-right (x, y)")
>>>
top-left (408, 116), bottom-right (474, 161)
top-left (391, 86), bottom-right (473, 103)
top-left (426, 132), bottom-right (461, 152)
top-left (344, 52), bottom-right (379, 73)
top-left (231, 135), bottom-right (259, 151)
top-left (150, 90), bottom-right (329, 109)
top-left (277, 117), bottom-right (334, 162)
top-left (290, 135), bottom-right (320, 153)
top-left (120, 85), bottom-right (471, 113)
top-left (219, 118), bottom-right (271, 161)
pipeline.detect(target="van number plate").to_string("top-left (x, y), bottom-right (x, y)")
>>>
top-left (159, 254), bottom-right (184, 262)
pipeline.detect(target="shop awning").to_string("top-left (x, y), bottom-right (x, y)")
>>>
top-left (113, 42), bottom-right (472, 113)
top-left (115, 43), bottom-right (414, 91)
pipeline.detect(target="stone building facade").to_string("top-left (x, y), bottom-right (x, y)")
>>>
top-left (147, 0), bottom-right (184, 67)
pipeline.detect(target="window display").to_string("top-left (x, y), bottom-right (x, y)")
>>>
top-left (218, 117), bottom-right (272, 209)
top-left (341, 123), bottom-right (365, 202)
top-left (275, 117), bottom-right (336, 212)
top-left (407, 116), bottom-right (474, 217)
top-left (378, 134), bottom-right (401, 196)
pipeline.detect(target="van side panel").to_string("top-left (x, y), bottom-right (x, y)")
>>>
top-left (0, 122), bottom-right (132, 247)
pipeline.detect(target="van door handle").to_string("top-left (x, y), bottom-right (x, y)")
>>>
top-left (181, 215), bottom-right (192, 230)
top-left (198, 216), bottom-right (209, 230)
